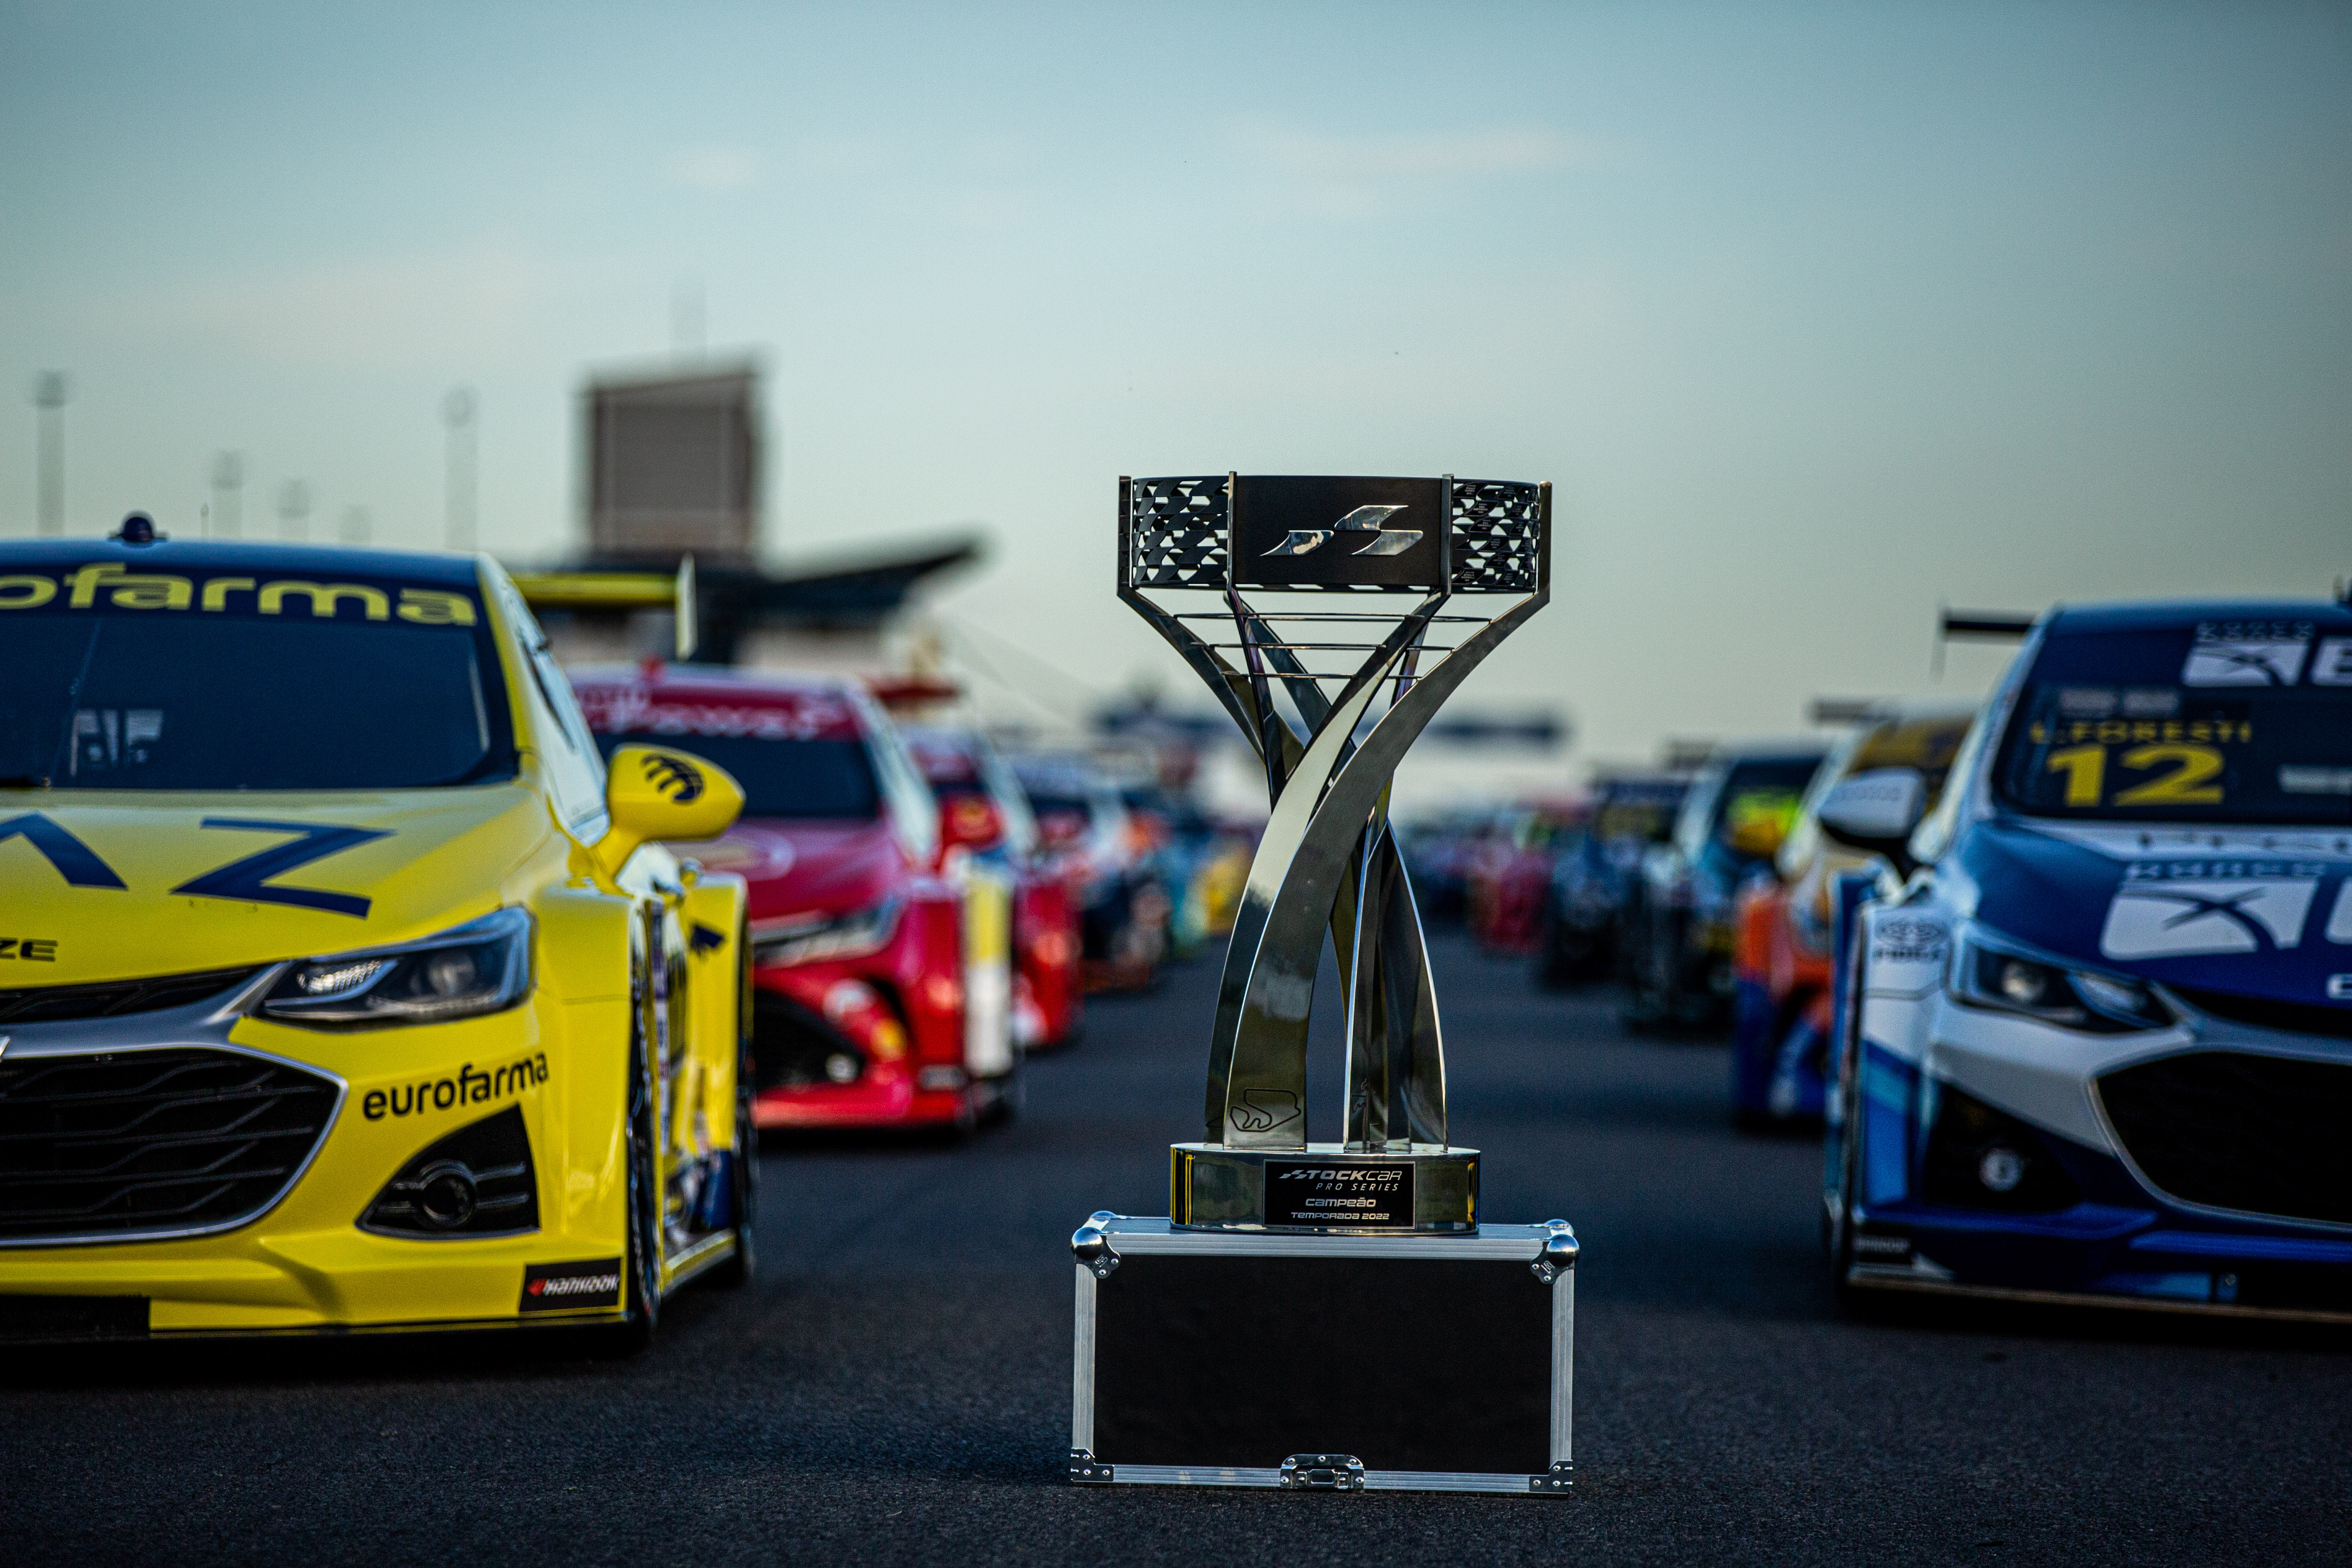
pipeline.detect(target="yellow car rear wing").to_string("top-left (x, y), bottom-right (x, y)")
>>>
top-left (510, 555), bottom-right (699, 660)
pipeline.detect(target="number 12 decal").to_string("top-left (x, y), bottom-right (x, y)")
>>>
top-left (2046, 744), bottom-right (2226, 808)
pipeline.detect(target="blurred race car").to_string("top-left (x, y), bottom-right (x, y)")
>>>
top-left (573, 666), bottom-right (1019, 1132)
top-left (1467, 801), bottom-right (1585, 956)
top-left (1619, 739), bottom-right (1832, 1032)
top-left (1112, 778), bottom-right (1254, 959)
top-left (902, 724), bottom-right (1083, 1050)
top-left (1727, 703), bottom-right (1972, 1125)
top-left (1536, 772), bottom-right (1688, 987)
top-left (1825, 596), bottom-right (2352, 1319)
top-left (1398, 808), bottom-right (1508, 923)
top-left (0, 535), bottom-right (751, 1347)
top-left (1011, 755), bottom-right (1169, 993)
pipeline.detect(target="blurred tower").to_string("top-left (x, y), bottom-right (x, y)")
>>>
top-left (277, 479), bottom-right (311, 541)
top-left (210, 452), bottom-right (245, 539)
top-left (583, 363), bottom-right (758, 566)
top-left (32, 371), bottom-right (68, 535)
top-left (444, 386), bottom-right (477, 552)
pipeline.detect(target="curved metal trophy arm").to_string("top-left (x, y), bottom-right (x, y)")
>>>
top-left (1117, 584), bottom-right (1267, 765)
top-left (1209, 586), bottom-right (1545, 1148)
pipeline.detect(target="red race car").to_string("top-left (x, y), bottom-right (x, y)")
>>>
top-left (901, 725), bottom-right (1084, 1051)
top-left (1466, 801), bottom-right (1587, 956)
top-left (572, 664), bottom-right (1018, 1132)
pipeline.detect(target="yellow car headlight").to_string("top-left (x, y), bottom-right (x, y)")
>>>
top-left (258, 907), bottom-right (533, 1029)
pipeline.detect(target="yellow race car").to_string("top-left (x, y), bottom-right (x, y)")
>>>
top-left (0, 525), bottom-right (750, 1348)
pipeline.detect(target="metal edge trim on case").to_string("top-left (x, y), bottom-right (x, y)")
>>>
top-left (1100, 1467), bottom-right (1551, 1495)
top-left (1097, 1217), bottom-right (1546, 1261)
top-left (1072, 1264), bottom-right (1097, 1454)
top-left (1550, 1266), bottom-right (1574, 1467)
top-left (1109, 1465), bottom-right (1284, 1488)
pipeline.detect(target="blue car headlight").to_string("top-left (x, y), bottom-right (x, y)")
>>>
top-left (1947, 930), bottom-right (2176, 1034)
top-left (258, 907), bottom-right (533, 1029)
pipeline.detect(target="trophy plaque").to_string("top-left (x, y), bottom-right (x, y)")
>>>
top-left (1068, 475), bottom-right (1578, 1495)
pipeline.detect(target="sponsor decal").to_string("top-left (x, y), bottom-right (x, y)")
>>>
top-left (2328, 883), bottom-right (2352, 946)
top-left (2180, 621), bottom-right (2312, 687)
top-left (638, 751), bottom-right (705, 804)
top-left (0, 812), bottom-right (127, 889)
top-left (1871, 918), bottom-right (1947, 965)
top-left (168, 819), bottom-right (389, 918)
top-left (362, 1051), bottom-right (548, 1121)
top-left (2100, 865), bottom-right (2320, 959)
top-left (0, 939), bottom-right (58, 961)
top-left (1229, 1088), bottom-right (1301, 1134)
top-left (2311, 638), bottom-right (2352, 687)
top-left (575, 686), bottom-right (860, 742)
top-left (1264, 1160), bottom-right (1416, 1229)
top-left (0, 567), bottom-right (477, 625)
top-left (519, 1257), bottom-right (622, 1313)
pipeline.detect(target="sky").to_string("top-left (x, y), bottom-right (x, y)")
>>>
top-left (3, 1), bottom-right (2347, 790)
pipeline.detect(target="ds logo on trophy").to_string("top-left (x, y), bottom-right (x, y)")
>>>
top-left (1068, 473), bottom-right (1578, 1496)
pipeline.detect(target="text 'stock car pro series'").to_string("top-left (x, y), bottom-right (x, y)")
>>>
top-left (1825, 597), bottom-right (2352, 1318)
top-left (0, 533), bottom-right (753, 1345)
top-left (571, 665), bottom-right (1019, 1132)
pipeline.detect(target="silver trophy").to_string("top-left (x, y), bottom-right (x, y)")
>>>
top-left (1070, 475), bottom-right (1575, 1495)
top-left (1122, 473), bottom-right (1549, 1228)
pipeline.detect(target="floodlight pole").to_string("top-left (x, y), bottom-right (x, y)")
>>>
top-left (444, 386), bottom-right (477, 552)
top-left (210, 452), bottom-right (245, 539)
top-left (32, 372), bottom-right (68, 535)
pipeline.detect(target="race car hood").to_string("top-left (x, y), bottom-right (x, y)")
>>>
top-left (704, 816), bottom-right (907, 925)
top-left (1, 785), bottom-right (555, 985)
top-left (1953, 817), bottom-right (2352, 1009)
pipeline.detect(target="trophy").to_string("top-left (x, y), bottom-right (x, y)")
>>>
top-left (1069, 475), bottom-right (1578, 1495)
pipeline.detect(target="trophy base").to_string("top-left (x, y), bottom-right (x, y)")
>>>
top-left (1168, 1142), bottom-right (1478, 1233)
top-left (1069, 1215), bottom-right (1576, 1493)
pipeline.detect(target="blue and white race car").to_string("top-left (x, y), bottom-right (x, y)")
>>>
top-left (1823, 596), bottom-right (2352, 1318)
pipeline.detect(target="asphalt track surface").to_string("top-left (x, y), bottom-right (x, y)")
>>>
top-left (6, 935), bottom-right (2351, 1565)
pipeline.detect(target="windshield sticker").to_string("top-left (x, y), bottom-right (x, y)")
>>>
top-left (2310, 638), bottom-right (2352, 687)
top-left (0, 567), bottom-right (477, 625)
top-left (2182, 622), bottom-right (2312, 687)
top-left (0, 812), bottom-right (127, 889)
top-left (2279, 767), bottom-right (2352, 796)
top-left (577, 686), bottom-right (860, 742)
top-left (2100, 871), bottom-right (2319, 959)
top-left (169, 819), bottom-right (390, 917)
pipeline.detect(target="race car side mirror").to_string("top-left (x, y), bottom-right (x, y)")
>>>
top-left (595, 744), bottom-right (745, 879)
top-left (939, 793), bottom-right (1006, 856)
top-left (1815, 768), bottom-right (1927, 855)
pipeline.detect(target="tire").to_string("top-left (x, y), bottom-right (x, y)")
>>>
top-left (705, 1055), bottom-right (758, 1289)
top-left (597, 1011), bottom-right (665, 1355)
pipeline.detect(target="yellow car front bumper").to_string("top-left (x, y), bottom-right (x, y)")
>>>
top-left (0, 989), bottom-right (635, 1337)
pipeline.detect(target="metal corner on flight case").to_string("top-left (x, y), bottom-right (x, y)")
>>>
top-left (1070, 1449), bottom-right (1112, 1485)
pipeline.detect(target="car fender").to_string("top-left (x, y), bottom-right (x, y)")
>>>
top-left (680, 871), bottom-right (751, 1150)
top-left (527, 882), bottom-right (640, 1246)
